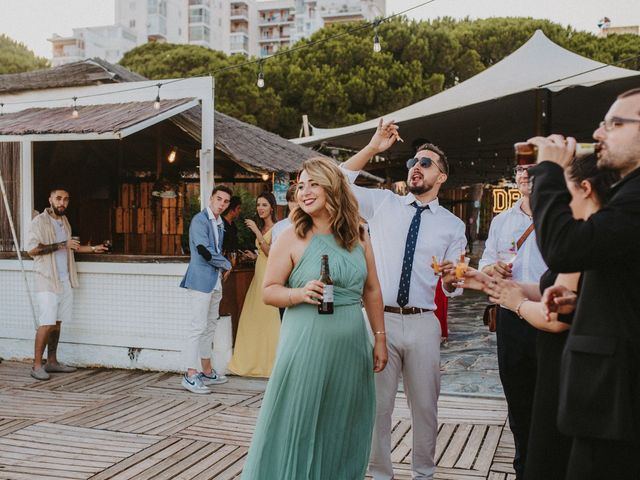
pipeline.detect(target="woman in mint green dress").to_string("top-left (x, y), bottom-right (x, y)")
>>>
top-left (241, 157), bottom-right (388, 480)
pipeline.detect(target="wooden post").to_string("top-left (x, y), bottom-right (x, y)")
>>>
top-left (302, 115), bottom-right (310, 137)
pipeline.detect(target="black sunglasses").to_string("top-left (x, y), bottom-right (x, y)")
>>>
top-left (406, 157), bottom-right (445, 174)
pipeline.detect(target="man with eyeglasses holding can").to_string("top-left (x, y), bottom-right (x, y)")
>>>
top-left (342, 120), bottom-right (466, 480)
top-left (527, 87), bottom-right (640, 480)
top-left (478, 163), bottom-right (547, 480)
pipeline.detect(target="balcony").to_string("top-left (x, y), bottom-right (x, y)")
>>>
top-left (230, 7), bottom-right (249, 21)
top-left (188, 0), bottom-right (210, 6)
top-left (320, 5), bottom-right (366, 23)
top-left (258, 11), bottom-right (295, 27)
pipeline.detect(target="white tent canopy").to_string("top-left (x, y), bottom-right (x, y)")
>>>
top-left (294, 30), bottom-right (640, 185)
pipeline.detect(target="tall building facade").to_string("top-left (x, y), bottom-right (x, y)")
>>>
top-left (49, 0), bottom-right (385, 65)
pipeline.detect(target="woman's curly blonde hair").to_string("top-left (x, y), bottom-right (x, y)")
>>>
top-left (292, 157), bottom-right (363, 251)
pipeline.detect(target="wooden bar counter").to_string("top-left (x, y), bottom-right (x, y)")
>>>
top-left (220, 263), bottom-right (255, 345)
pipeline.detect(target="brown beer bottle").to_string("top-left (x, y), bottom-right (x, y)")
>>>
top-left (514, 142), bottom-right (600, 165)
top-left (318, 254), bottom-right (334, 315)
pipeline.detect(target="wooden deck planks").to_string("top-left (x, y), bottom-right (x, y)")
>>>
top-left (0, 422), bottom-right (162, 479)
top-left (0, 388), bottom-right (111, 420)
top-left (0, 361), bottom-right (514, 479)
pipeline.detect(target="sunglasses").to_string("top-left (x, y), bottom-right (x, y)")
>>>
top-left (513, 165), bottom-right (533, 175)
top-left (406, 157), bottom-right (445, 174)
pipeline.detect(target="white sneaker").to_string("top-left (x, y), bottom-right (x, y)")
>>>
top-left (181, 373), bottom-right (211, 394)
top-left (198, 371), bottom-right (228, 385)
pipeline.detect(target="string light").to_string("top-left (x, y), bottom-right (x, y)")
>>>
top-left (257, 62), bottom-right (265, 88)
top-left (153, 83), bottom-right (162, 110)
top-left (373, 20), bottom-right (382, 53)
top-left (71, 97), bottom-right (79, 118)
top-left (167, 147), bottom-right (177, 163)
top-left (261, 172), bottom-right (270, 181)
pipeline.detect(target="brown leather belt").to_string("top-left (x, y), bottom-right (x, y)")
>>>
top-left (384, 306), bottom-right (431, 315)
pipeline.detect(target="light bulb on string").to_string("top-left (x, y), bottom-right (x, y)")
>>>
top-left (261, 172), bottom-right (270, 181)
top-left (71, 97), bottom-right (79, 118)
top-left (373, 19), bottom-right (382, 53)
top-left (373, 32), bottom-right (381, 52)
top-left (257, 62), bottom-right (265, 88)
top-left (153, 83), bottom-right (162, 110)
top-left (167, 147), bottom-right (177, 164)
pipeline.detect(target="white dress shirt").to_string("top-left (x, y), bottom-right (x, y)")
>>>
top-left (478, 198), bottom-right (547, 284)
top-left (206, 207), bottom-right (224, 291)
top-left (271, 217), bottom-right (291, 244)
top-left (342, 167), bottom-right (466, 310)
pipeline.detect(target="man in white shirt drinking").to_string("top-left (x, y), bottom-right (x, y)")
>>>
top-left (478, 164), bottom-right (547, 480)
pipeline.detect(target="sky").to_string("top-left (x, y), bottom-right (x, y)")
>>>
top-left (0, 0), bottom-right (639, 59)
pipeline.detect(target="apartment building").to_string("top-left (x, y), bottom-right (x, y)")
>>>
top-left (48, 0), bottom-right (384, 64)
top-left (48, 25), bottom-right (138, 67)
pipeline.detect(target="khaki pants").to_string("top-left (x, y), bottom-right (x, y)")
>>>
top-left (369, 311), bottom-right (441, 480)
top-left (183, 288), bottom-right (223, 371)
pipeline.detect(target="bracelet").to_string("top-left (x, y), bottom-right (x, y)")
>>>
top-left (374, 331), bottom-right (386, 336)
top-left (515, 298), bottom-right (529, 319)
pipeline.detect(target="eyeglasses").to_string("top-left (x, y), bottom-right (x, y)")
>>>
top-left (599, 117), bottom-right (640, 132)
top-left (406, 157), bottom-right (446, 174)
top-left (513, 165), bottom-right (533, 176)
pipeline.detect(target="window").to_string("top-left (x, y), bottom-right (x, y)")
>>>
top-left (189, 25), bottom-right (210, 42)
top-left (189, 7), bottom-right (210, 24)
top-left (129, 19), bottom-right (136, 28)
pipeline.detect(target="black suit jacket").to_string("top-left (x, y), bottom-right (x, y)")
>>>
top-left (529, 161), bottom-right (640, 441)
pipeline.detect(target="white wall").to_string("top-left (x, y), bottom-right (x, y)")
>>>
top-left (0, 260), bottom-right (230, 372)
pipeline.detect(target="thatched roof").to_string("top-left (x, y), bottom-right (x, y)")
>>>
top-left (0, 99), bottom-right (194, 136)
top-left (0, 59), bottom-right (145, 94)
top-left (172, 107), bottom-right (328, 174)
top-left (0, 59), bottom-right (383, 182)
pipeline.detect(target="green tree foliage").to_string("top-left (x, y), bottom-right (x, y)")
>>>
top-left (0, 35), bottom-right (49, 74)
top-left (120, 17), bottom-right (640, 138)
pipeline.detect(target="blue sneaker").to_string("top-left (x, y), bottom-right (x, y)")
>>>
top-left (198, 370), bottom-right (228, 385)
top-left (181, 373), bottom-right (210, 394)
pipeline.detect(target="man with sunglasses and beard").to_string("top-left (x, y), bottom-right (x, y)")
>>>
top-left (477, 164), bottom-right (547, 480)
top-left (27, 187), bottom-right (107, 381)
top-left (342, 120), bottom-right (466, 480)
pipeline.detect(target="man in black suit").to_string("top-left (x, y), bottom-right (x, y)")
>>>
top-left (527, 87), bottom-right (640, 480)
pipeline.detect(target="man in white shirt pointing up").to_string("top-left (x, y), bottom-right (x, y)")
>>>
top-left (342, 120), bottom-right (466, 480)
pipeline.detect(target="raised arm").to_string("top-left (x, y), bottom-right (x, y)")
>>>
top-left (342, 119), bottom-right (401, 173)
top-left (530, 162), bottom-right (640, 272)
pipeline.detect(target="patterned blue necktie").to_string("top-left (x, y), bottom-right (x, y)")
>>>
top-left (397, 202), bottom-right (430, 307)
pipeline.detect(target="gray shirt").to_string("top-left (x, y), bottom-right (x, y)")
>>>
top-left (49, 215), bottom-right (69, 282)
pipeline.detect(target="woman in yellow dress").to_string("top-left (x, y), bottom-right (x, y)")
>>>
top-left (228, 192), bottom-right (282, 377)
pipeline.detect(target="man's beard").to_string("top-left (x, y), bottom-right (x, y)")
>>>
top-left (408, 181), bottom-right (434, 195)
top-left (51, 205), bottom-right (66, 216)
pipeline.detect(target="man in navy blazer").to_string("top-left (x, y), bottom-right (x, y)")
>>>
top-left (180, 185), bottom-right (233, 394)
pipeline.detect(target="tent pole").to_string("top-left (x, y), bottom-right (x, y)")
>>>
top-left (0, 166), bottom-right (38, 330)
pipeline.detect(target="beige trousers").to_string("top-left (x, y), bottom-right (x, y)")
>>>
top-left (369, 311), bottom-right (441, 480)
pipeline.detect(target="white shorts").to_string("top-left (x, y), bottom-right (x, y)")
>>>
top-left (36, 280), bottom-right (74, 326)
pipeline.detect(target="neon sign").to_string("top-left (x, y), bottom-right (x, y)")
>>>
top-left (492, 188), bottom-right (521, 213)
